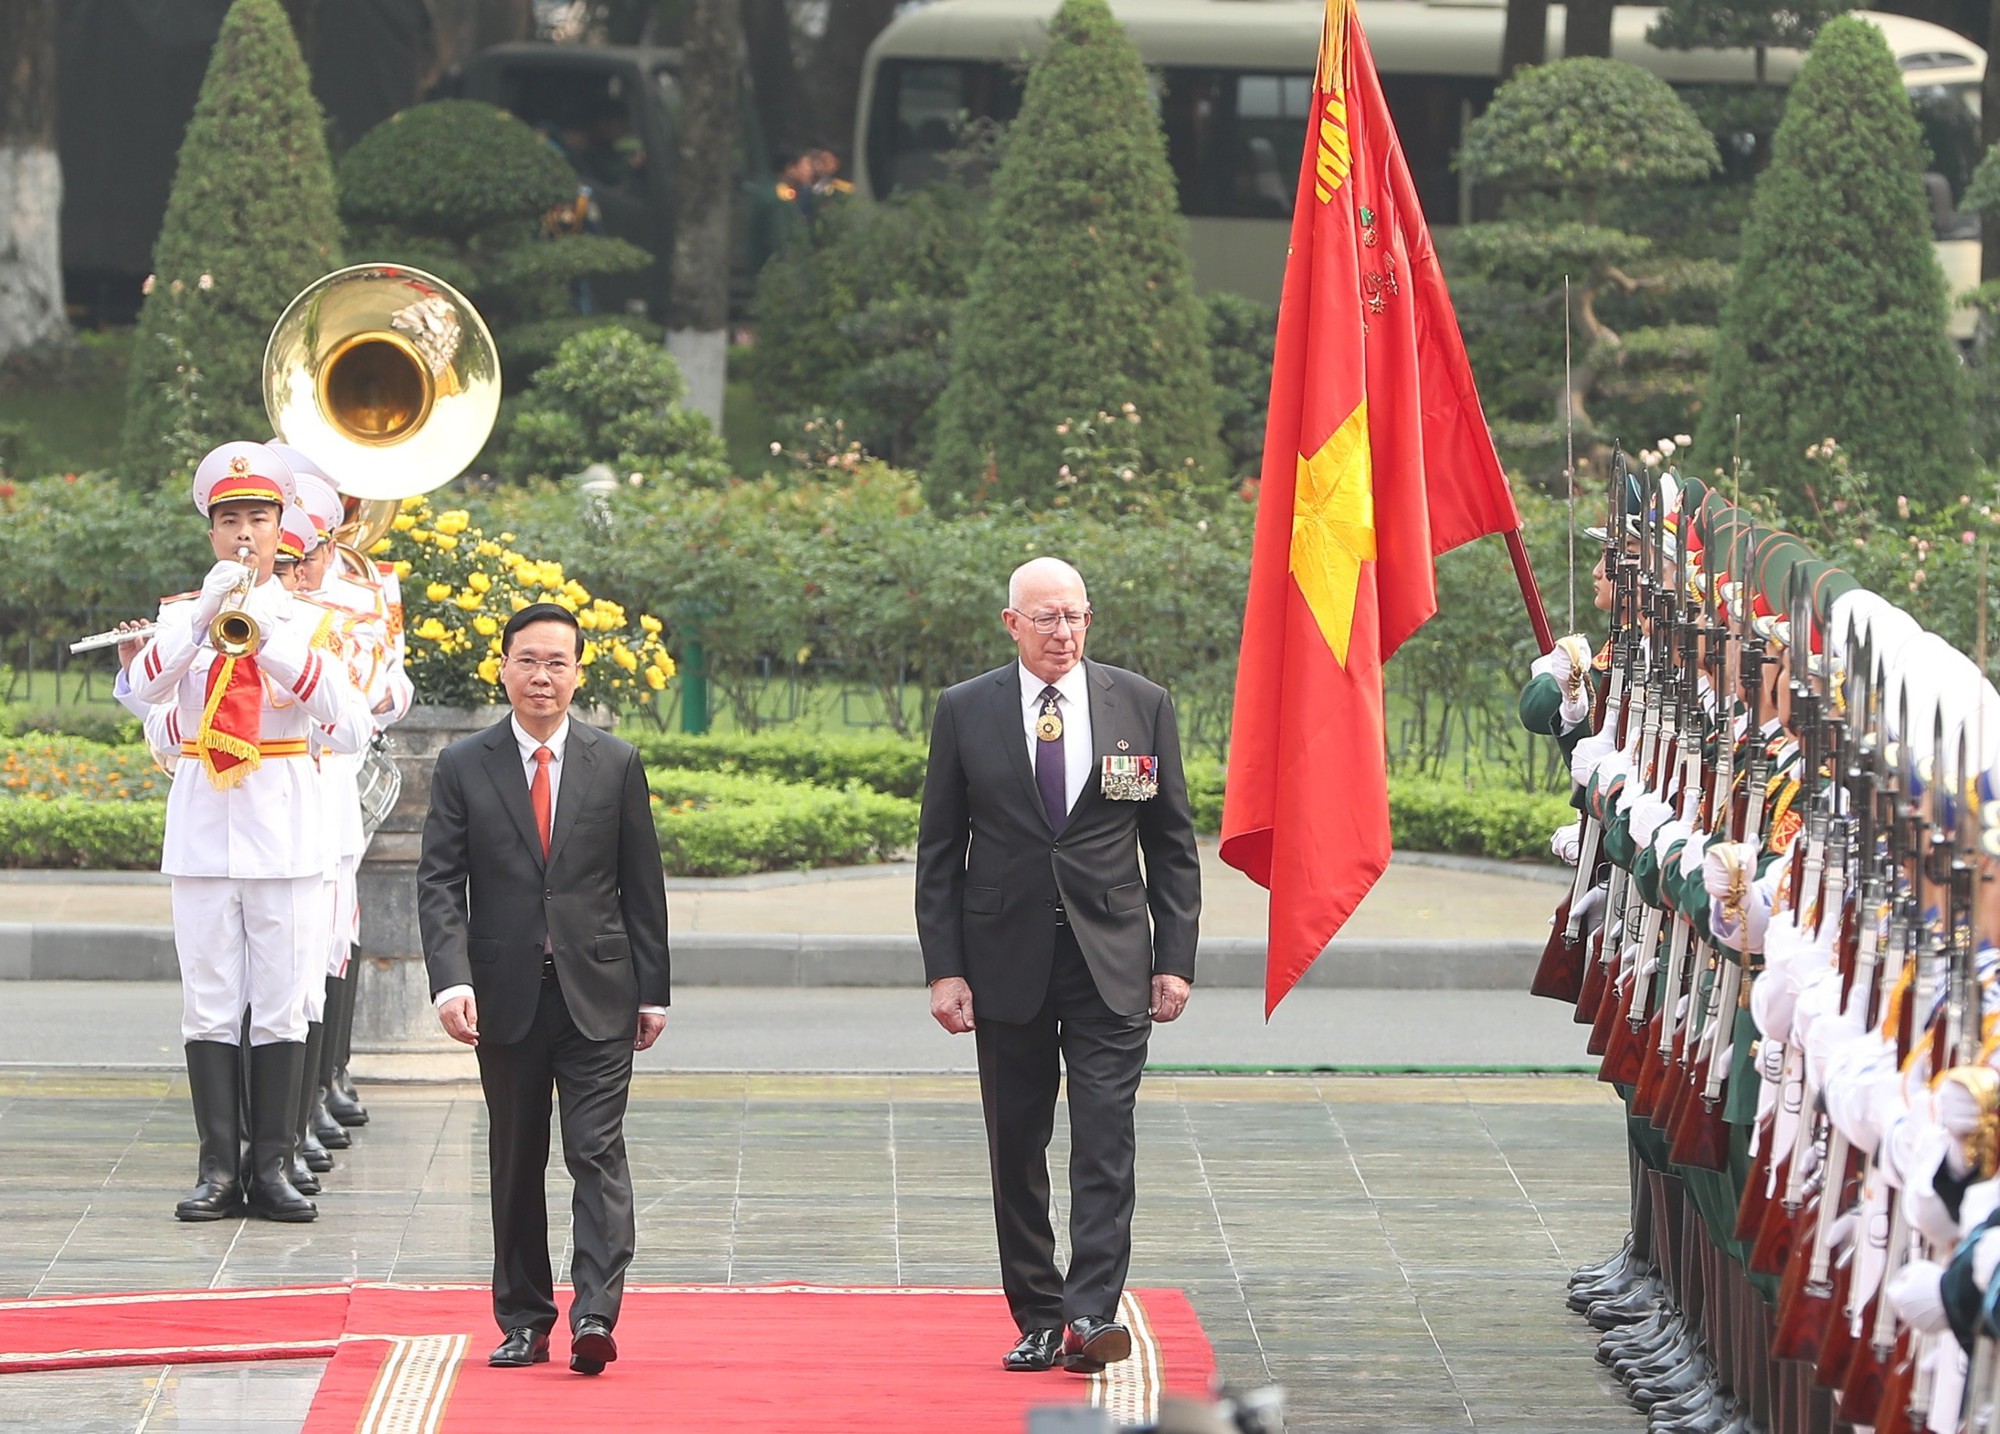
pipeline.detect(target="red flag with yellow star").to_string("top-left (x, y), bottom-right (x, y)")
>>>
top-left (1220, 0), bottom-right (1524, 1014)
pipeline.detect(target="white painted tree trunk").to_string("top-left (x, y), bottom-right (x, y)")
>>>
top-left (667, 327), bottom-right (728, 431)
top-left (0, 144), bottom-right (64, 360)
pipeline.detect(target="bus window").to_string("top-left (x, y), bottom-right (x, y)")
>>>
top-left (1160, 69), bottom-right (1490, 223)
top-left (864, 59), bottom-right (1025, 199)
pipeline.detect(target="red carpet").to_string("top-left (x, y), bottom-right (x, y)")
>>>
top-left (0, 1283), bottom-right (1213, 1431)
top-left (0, 1286), bottom-right (351, 1371)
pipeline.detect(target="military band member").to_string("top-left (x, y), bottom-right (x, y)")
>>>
top-left (126, 442), bottom-right (364, 1223)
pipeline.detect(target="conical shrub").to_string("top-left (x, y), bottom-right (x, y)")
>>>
top-left (121, 0), bottom-right (343, 488)
top-left (926, 0), bottom-right (1221, 509)
top-left (1695, 15), bottom-right (1968, 513)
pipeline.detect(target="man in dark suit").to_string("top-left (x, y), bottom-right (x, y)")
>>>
top-left (418, 602), bottom-right (670, 1376)
top-left (917, 557), bottom-right (1201, 1375)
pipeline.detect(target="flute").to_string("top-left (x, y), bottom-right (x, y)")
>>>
top-left (69, 623), bottom-right (157, 655)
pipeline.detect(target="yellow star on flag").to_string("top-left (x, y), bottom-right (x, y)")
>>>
top-left (1290, 403), bottom-right (1376, 667)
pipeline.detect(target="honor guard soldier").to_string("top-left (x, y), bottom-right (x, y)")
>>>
top-left (125, 442), bottom-right (365, 1223)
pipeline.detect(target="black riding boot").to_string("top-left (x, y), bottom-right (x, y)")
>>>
top-left (245, 1042), bottom-right (316, 1222)
top-left (291, 1022), bottom-right (326, 1195)
top-left (324, 969), bottom-right (368, 1127)
top-left (176, 1041), bottom-right (244, 1221)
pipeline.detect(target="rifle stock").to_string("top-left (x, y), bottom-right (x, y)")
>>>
top-left (1530, 892), bottom-right (1586, 1002)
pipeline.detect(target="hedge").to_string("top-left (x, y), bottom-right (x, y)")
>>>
top-left (0, 742), bottom-right (1570, 870)
top-left (1387, 780), bottom-right (1574, 864)
top-left (0, 797), bottom-right (165, 869)
top-left (629, 730), bottom-right (929, 800)
top-left (647, 769), bottom-right (918, 877)
top-left (0, 705), bottom-right (143, 746)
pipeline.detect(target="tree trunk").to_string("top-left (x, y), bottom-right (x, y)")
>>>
top-left (1500, 0), bottom-right (1550, 77)
top-left (666, 0), bottom-right (739, 428)
top-left (0, 0), bottom-right (65, 363)
top-left (1564, 0), bottom-right (1615, 58)
top-left (743, 0), bottom-right (808, 156)
top-left (429, 0), bottom-right (534, 76)
top-left (1985, 0), bottom-right (2000, 280)
top-left (805, 0), bottom-right (899, 157)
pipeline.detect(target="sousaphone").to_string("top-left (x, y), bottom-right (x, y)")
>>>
top-left (264, 262), bottom-right (502, 566)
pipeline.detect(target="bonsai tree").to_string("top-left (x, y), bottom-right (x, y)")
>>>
top-left (1455, 58), bottom-right (1719, 455)
top-left (1695, 15), bottom-right (1969, 514)
top-left (926, 0), bottom-right (1222, 508)
top-left (120, 0), bottom-right (343, 487)
top-left (337, 100), bottom-right (653, 378)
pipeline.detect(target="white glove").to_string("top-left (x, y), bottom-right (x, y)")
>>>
top-left (1571, 734), bottom-right (1617, 790)
top-left (1629, 796), bottom-right (1673, 851)
top-left (1885, 1259), bottom-right (1950, 1334)
top-left (193, 558), bottom-right (248, 630)
top-left (1937, 1075), bottom-right (1989, 1141)
top-left (1558, 636), bottom-right (1593, 724)
top-left (1550, 821), bottom-right (1582, 865)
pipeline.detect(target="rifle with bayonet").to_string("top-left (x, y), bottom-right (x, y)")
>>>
top-left (1535, 449), bottom-right (1631, 1003)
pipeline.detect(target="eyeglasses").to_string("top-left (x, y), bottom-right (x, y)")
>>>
top-left (1010, 607), bottom-right (1093, 635)
top-left (508, 656), bottom-right (576, 678)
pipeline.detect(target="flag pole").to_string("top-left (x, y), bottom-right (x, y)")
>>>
top-left (1503, 527), bottom-right (1555, 653)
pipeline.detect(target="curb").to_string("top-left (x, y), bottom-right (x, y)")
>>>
top-left (0, 924), bottom-right (1541, 990)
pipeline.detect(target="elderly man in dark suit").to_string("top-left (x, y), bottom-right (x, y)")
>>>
top-left (418, 601), bottom-right (670, 1376)
top-left (917, 556), bottom-right (1201, 1375)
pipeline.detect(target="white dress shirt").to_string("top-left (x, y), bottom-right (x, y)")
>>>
top-left (436, 713), bottom-right (663, 1018)
top-left (1017, 660), bottom-right (1092, 819)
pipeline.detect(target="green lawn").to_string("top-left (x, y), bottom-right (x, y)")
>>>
top-left (0, 332), bottom-right (131, 478)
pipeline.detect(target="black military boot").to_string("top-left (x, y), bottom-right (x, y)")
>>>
top-left (176, 1041), bottom-right (244, 1221)
top-left (289, 1022), bottom-right (326, 1195)
top-left (245, 1042), bottom-right (317, 1222)
top-left (323, 971), bottom-right (368, 1128)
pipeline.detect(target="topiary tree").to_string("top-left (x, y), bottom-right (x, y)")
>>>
top-left (1454, 58), bottom-right (1718, 459)
top-left (747, 181), bottom-right (982, 468)
top-left (337, 100), bottom-right (654, 379)
top-left (120, 0), bottom-right (343, 488)
top-left (497, 325), bottom-right (729, 484)
top-left (925, 0), bottom-right (1221, 509)
top-left (1694, 16), bottom-right (1970, 515)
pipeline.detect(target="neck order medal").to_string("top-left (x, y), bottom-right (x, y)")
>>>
top-left (1036, 698), bottom-right (1063, 743)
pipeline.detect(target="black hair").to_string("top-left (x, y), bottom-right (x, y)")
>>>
top-left (501, 602), bottom-right (585, 658)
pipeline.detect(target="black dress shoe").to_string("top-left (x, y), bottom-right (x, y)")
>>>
top-left (1063, 1316), bottom-right (1132, 1373)
top-left (489, 1328), bottom-right (550, 1367)
top-left (288, 1153), bottom-right (322, 1197)
top-left (1003, 1328), bottom-right (1065, 1372)
top-left (570, 1316), bottom-right (617, 1375)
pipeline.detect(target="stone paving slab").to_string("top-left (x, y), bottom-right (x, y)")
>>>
top-left (0, 983), bottom-right (1603, 1073)
top-left (0, 1071), bottom-right (1641, 1433)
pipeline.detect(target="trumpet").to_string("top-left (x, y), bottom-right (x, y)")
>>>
top-left (68, 547), bottom-right (261, 657)
top-left (208, 545), bottom-right (261, 657)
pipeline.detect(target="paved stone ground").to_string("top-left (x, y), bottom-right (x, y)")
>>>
top-left (0, 1070), bottom-right (1643, 1433)
top-left (0, 847), bottom-right (1565, 941)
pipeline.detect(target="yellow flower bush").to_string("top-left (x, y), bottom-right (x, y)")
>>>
top-left (369, 495), bottom-right (676, 710)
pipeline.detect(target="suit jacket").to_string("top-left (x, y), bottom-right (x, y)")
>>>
top-left (916, 659), bottom-right (1201, 1023)
top-left (418, 718), bottom-right (671, 1046)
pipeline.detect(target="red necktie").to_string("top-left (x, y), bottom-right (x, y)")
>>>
top-left (531, 746), bottom-right (553, 859)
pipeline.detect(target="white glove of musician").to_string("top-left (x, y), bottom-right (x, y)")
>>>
top-left (192, 558), bottom-right (249, 631)
top-left (1550, 820), bottom-right (1582, 866)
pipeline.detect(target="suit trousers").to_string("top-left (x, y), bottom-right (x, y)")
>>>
top-left (974, 925), bottom-right (1151, 1331)
top-left (475, 973), bottom-right (637, 1336)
